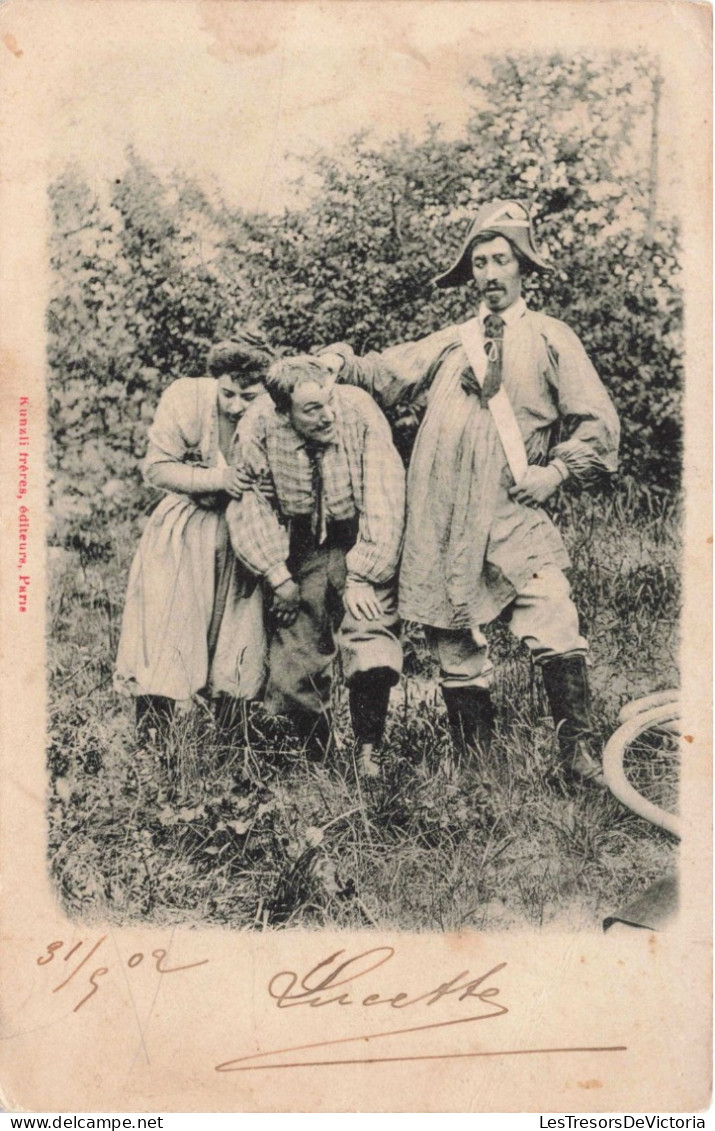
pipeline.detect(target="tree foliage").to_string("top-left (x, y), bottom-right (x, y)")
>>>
top-left (47, 51), bottom-right (683, 550)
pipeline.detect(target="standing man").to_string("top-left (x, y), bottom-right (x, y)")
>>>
top-left (226, 355), bottom-right (405, 776)
top-left (321, 199), bottom-right (620, 787)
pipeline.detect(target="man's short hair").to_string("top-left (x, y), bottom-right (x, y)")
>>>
top-left (265, 355), bottom-right (331, 414)
top-left (207, 331), bottom-right (274, 385)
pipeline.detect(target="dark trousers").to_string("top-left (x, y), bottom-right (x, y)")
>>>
top-left (264, 536), bottom-right (402, 745)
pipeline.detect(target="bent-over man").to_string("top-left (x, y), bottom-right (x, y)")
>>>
top-left (227, 355), bottom-right (405, 776)
top-left (321, 199), bottom-right (620, 788)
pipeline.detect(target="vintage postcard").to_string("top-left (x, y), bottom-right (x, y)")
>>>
top-left (0, 0), bottom-right (711, 1115)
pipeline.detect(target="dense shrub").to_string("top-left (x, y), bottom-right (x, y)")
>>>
top-left (47, 51), bottom-right (682, 553)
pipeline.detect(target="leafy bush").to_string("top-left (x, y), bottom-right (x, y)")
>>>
top-left (47, 50), bottom-right (682, 558)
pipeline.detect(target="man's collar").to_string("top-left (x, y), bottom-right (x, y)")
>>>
top-left (478, 296), bottom-right (527, 326)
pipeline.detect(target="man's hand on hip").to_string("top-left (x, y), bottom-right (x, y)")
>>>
top-left (343, 580), bottom-right (383, 621)
top-left (509, 464), bottom-right (563, 506)
top-left (272, 578), bottom-right (301, 626)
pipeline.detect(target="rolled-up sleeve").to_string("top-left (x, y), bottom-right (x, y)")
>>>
top-left (142, 378), bottom-right (227, 494)
top-left (326, 327), bottom-right (460, 411)
top-left (345, 403), bottom-right (406, 585)
top-left (546, 322), bottom-right (620, 482)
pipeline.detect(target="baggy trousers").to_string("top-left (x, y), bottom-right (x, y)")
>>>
top-left (264, 533), bottom-right (402, 720)
top-left (424, 566), bottom-right (588, 688)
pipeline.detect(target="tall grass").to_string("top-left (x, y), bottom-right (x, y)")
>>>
top-left (46, 483), bottom-right (680, 931)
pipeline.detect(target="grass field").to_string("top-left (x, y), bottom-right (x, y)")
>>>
top-left (46, 483), bottom-right (680, 932)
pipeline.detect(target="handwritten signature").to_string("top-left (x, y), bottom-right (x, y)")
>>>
top-left (36, 936), bottom-right (208, 1013)
top-left (216, 945), bottom-right (511, 1072)
top-left (215, 946), bottom-right (627, 1072)
top-left (267, 946), bottom-right (507, 1012)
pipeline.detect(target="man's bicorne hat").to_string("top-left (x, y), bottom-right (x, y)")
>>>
top-left (433, 199), bottom-right (551, 288)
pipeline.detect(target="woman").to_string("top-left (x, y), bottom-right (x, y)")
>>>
top-left (114, 333), bottom-right (274, 739)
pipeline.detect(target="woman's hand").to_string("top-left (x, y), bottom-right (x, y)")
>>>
top-left (228, 464), bottom-right (277, 500)
top-left (221, 467), bottom-right (248, 499)
top-left (272, 578), bottom-right (301, 627)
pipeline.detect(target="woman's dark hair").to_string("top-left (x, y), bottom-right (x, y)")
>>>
top-left (207, 329), bottom-right (275, 385)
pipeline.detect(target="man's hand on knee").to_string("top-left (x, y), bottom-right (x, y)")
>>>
top-left (272, 577), bottom-right (301, 626)
top-left (343, 580), bottom-right (383, 621)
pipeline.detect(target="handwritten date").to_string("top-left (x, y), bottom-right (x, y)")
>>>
top-left (37, 936), bottom-right (208, 1013)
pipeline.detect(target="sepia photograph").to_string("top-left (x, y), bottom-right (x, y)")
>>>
top-left (0, 0), bottom-right (710, 1114)
top-left (44, 8), bottom-right (682, 935)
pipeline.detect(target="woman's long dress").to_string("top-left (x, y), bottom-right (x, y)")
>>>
top-left (114, 378), bottom-right (266, 702)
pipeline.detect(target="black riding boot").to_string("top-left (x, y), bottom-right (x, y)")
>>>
top-left (213, 694), bottom-right (257, 743)
top-left (136, 696), bottom-right (175, 785)
top-left (292, 707), bottom-right (333, 762)
top-left (136, 695), bottom-right (174, 746)
top-left (540, 655), bottom-right (604, 786)
top-left (349, 667), bottom-right (395, 747)
top-left (349, 667), bottom-right (396, 778)
top-left (441, 686), bottom-right (495, 765)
